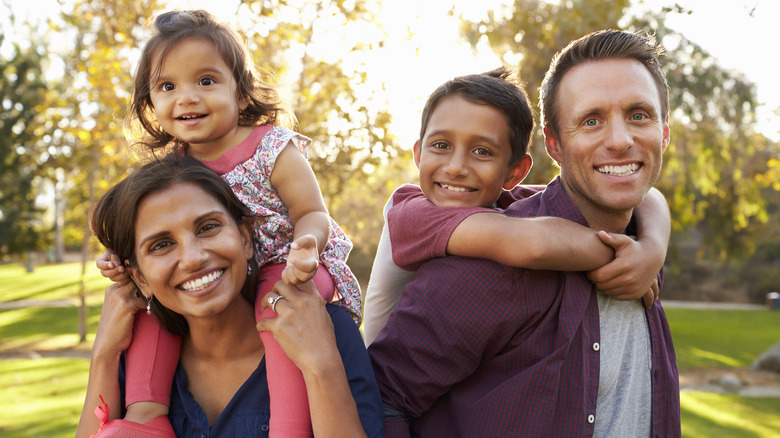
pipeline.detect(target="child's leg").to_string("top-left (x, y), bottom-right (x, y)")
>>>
top-left (92, 312), bottom-right (179, 437)
top-left (257, 263), bottom-right (335, 438)
top-left (123, 312), bottom-right (180, 427)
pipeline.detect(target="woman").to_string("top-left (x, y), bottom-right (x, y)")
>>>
top-left (76, 155), bottom-right (383, 437)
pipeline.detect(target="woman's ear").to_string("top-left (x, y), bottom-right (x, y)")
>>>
top-left (240, 219), bottom-right (254, 261)
top-left (126, 261), bottom-right (151, 297)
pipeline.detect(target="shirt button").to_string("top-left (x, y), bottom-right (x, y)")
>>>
top-left (592, 342), bottom-right (600, 351)
top-left (588, 414), bottom-right (595, 424)
top-left (261, 424), bottom-right (269, 432)
top-left (201, 434), bottom-right (207, 438)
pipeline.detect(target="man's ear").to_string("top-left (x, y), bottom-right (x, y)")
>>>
top-left (503, 154), bottom-right (533, 190)
top-left (661, 116), bottom-right (670, 153)
top-left (412, 140), bottom-right (422, 170)
top-left (544, 127), bottom-right (563, 165)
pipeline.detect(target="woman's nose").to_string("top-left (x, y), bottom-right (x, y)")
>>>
top-left (179, 240), bottom-right (208, 270)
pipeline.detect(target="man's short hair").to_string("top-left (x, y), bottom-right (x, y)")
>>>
top-left (540, 29), bottom-right (669, 136)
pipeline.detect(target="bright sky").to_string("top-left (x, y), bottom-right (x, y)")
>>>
top-left (4, 0), bottom-right (779, 144)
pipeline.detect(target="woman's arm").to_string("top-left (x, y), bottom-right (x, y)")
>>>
top-left (257, 280), bottom-right (372, 437)
top-left (271, 142), bottom-right (332, 284)
top-left (76, 281), bottom-right (145, 437)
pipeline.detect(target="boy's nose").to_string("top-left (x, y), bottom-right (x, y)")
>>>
top-left (443, 150), bottom-right (469, 176)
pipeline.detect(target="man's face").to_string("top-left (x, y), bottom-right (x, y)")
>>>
top-left (545, 58), bottom-right (670, 225)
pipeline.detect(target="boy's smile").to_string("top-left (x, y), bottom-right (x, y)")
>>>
top-left (414, 94), bottom-right (529, 208)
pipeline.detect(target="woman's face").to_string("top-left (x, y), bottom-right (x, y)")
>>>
top-left (130, 182), bottom-right (253, 320)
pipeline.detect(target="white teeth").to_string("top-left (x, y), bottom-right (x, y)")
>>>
top-left (180, 270), bottom-right (224, 291)
top-left (440, 184), bottom-right (472, 192)
top-left (597, 163), bottom-right (639, 176)
top-left (180, 115), bottom-right (200, 120)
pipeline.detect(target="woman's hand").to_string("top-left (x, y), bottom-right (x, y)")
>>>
top-left (92, 280), bottom-right (146, 358)
top-left (256, 280), bottom-right (338, 373)
top-left (257, 280), bottom-right (367, 437)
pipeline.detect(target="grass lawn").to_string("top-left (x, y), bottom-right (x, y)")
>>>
top-left (2, 262), bottom-right (780, 436)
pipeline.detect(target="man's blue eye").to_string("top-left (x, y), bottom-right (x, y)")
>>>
top-left (585, 119), bottom-right (597, 126)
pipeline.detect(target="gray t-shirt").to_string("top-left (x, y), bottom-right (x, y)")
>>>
top-left (593, 291), bottom-right (652, 437)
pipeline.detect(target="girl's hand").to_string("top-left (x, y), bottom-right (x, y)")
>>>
top-left (256, 280), bottom-right (339, 374)
top-left (587, 231), bottom-right (661, 302)
top-left (283, 234), bottom-right (320, 285)
top-left (92, 281), bottom-right (146, 358)
top-left (96, 250), bottom-right (131, 285)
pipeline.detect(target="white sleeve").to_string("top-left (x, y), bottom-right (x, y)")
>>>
top-left (362, 195), bottom-right (416, 347)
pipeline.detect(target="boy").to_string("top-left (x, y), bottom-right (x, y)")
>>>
top-left (362, 67), bottom-right (668, 345)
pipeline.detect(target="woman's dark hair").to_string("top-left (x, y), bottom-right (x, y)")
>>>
top-left (128, 9), bottom-right (295, 154)
top-left (90, 154), bottom-right (259, 335)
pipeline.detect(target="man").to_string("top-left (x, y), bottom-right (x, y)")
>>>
top-left (368, 29), bottom-right (680, 437)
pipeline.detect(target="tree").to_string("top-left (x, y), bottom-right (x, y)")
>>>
top-left (459, 0), bottom-right (631, 184)
top-left (458, 0), bottom-right (779, 269)
top-left (0, 38), bottom-right (49, 261)
top-left (237, 0), bottom-right (409, 277)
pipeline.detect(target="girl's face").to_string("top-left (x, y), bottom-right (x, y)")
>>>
top-left (148, 37), bottom-right (252, 161)
top-left (131, 182), bottom-right (254, 320)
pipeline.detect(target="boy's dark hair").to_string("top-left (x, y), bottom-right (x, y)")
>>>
top-left (540, 29), bottom-right (668, 136)
top-left (90, 154), bottom-right (259, 336)
top-left (128, 10), bottom-right (295, 153)
top-left (418, 66), bottom-right (534, 165)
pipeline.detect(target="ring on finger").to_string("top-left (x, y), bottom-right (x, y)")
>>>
top-left (268, 295), bottom-right (286, 313)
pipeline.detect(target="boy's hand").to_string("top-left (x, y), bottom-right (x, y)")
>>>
top-left (282, 234), bottom-right (320, 285)
top-left (587, 231), bottom-right (661, 302)
top-left (96, 250), bottom-right (131, 285)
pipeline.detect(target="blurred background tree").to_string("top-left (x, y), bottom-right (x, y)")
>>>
top-left (0, 0), bottom-right (777, 303)
top-left (459, 0), bottom-right (779, 302)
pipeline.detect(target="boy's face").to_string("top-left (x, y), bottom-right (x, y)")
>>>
top-left (414, 94), bottom-right (531, 208)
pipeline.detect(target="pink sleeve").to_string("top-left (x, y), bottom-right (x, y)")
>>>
top-left (387, 185), bottom-right (491, 270)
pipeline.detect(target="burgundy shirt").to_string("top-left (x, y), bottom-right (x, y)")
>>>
top-left (369, 177), bottom-right (680, 437)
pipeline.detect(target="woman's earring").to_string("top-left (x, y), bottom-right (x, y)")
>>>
top-left (247, 262), bottom-right (252, 276)
top-left (146, 295), bottom-right (153, 315)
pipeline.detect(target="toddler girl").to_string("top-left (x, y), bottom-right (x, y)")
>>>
top-left (94, 10), bottom-right (360, 438)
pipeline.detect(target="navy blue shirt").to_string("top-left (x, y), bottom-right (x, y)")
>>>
top-left (122, 304), bottom-right (383, 437)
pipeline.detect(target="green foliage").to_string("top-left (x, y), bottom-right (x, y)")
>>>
top-left (0, 41), bottom-right (49, 257)
top-left (458, 0), bottom-right (780, 269)
top-left (238, 0), bottom-right (408, 259)
top-left (458, 0), bottom-right (631, 184)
